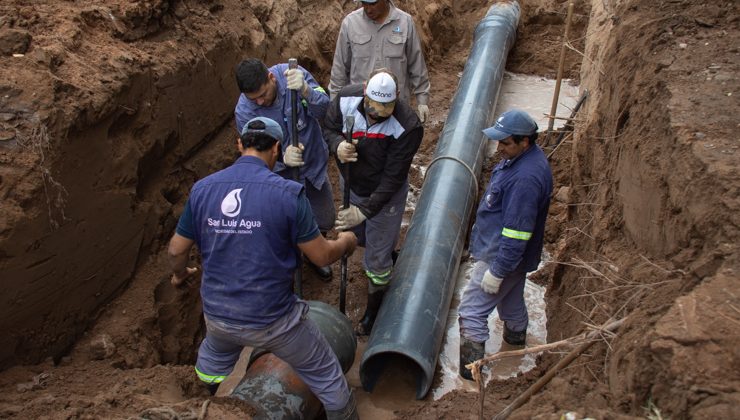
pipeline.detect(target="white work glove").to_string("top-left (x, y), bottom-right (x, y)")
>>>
top-left (335, 205), bottom-right (367, 231)
top-left (284, 68), bottom-right (308, 97)
top-left (481, 270), bottom-right (503, 294)
top-left (417, 104), bottom-right (429, 123)
top-left (336, 140), bottom-right (358, 163)
top-left (284, 143), bottom-right (305, 167)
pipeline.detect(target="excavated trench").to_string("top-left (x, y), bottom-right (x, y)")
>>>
top-left (1, 0), bottom-right (738, 418)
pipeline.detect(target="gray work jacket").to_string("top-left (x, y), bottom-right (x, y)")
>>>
top-left (329, 3), bottom-right (430, 106)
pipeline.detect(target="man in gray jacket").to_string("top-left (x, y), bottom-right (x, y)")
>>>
top-left (329, 0), bottom-right (431, 123)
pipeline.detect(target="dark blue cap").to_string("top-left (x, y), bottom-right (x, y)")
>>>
top-left (241, 116), bottom-right (284, 142)
top-left (482, 109), bottom-right (538, 141)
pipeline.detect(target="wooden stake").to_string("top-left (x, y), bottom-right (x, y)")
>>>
top-left (545, 2), bottom-right (575, 144)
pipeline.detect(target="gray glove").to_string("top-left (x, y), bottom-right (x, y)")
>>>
top-left (337, 140), bottom-right (358, 163)
top-left (417, 104), bottom-right (429, 123)
top-left (284, 143), bottom-right (305, 167)
top-left (284, 68), bottom-right (309, 97)
top-left (481, 270), bottom-right (503, 294)
top-left (335, 205), bottom-right (366, 231)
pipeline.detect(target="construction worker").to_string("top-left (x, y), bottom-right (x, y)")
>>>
top-left (323, 69), bottom-right (423, 335)
top-left (329, 0), bottom-right (431, 124)
top-left (234, 58), bottom-right (335, 280)
top-left (458, 109), bottom-right (553, 380)
top-left (167, 116), bottom-right (359, 419)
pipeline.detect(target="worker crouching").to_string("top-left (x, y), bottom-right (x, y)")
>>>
top-left (167, 116), bottom-right (359, 419)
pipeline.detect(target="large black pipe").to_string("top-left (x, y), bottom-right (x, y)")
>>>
top-left (231, 301), bottom-right (356, 419)
top-left (359, 1), bottom-right (520, 399)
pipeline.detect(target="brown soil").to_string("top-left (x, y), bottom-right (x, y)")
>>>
top-left (1, 0), bottom-right (738, 419)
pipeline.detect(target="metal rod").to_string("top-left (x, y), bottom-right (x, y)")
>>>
top-left (340, 115), bottom-right (354, 315)
top-left (288, 57), bottom-right (303, 298)
top-left (547, 89), bottom-right (588, 160)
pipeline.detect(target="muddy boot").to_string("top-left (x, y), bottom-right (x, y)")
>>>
top-left (391, 249), bottom-right (399, 265)
top-left (503, 324), bottom-right (526, 346)
top-left (357, 288), bottom-right (386, 336)
top-left (325, 391), bottom-right (358, 420)
top-left (459, 337), bottom-right (485, 381)
top-left (206, 382), bottom-right (220, 396)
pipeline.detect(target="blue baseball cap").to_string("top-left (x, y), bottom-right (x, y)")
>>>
top-left (241, 116), bottom-right (284, 142)
top-left (482, 109), bottom-right (538, 141)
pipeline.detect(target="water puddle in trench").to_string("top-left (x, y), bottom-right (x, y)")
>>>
top-left (495, 72), bottom-right (580, 128)
top-left (432, 257), bottom-right (548, 400)
top-left (346, 344), bottom-right (417, 419)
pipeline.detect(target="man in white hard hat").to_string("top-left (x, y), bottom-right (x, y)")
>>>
top-left (323, 69), bottom-right (423, 335)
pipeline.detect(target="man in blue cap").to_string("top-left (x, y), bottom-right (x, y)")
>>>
top-left (167, 116), bottom-right (359, 418)
top-left (458, 109), bottom-right (553, 380)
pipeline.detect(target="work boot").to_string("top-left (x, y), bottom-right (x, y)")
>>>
top-left (357, 289), bottom-right (386, 336)
top-left (206, 382), bottom-right (220, 396)
top-left (391, 249), bottom-right (399, 265)
top-left (307, 259), bottom-right (333, 282)
top-left (459, 337), bottom-right (485, 381)
top-left (503, 324), bottom-right (527, 346)
top-left (325, 391), bottom-right (358, 420)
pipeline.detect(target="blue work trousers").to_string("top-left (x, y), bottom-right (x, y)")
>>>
top-left (458, 260), bottom-right (529, 343)
top-left (196, 302), bottom-right (350, 411)
top-left (306, 178), bottom-right (335, 233)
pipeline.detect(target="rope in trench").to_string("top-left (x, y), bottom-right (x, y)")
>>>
top-left (422, 155), bottom-right (479, 195)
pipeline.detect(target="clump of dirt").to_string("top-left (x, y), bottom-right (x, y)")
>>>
top-left (0, 0), bottom-right (737, 418)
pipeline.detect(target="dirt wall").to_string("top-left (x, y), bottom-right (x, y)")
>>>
top-left (1, 4), bottom-right (237, 368)
top-left (542, 0), bottom-right (740, 417)
top-left (0, 0), bottom-right (363, 369)
top-left (0, 0), bottom-right (476, 370)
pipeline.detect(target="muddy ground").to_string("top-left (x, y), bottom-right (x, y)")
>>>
top-left (0, 0), bottom-right (738, 419)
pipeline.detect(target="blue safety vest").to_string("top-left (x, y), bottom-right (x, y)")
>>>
top-left (469, 144), bottom-right (553, 278)
top-left (188, 156), bottom-right (303, 327)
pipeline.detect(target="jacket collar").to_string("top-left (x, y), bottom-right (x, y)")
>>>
top-left (501, 143), bottom-right (540, 169)
top-left (236, 155), bottom-right (269, 168)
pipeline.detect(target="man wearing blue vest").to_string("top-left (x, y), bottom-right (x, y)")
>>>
top-left (167, 117), bottom-right (359, 419)
top-left (234, 58), bottom-right (335, 280)
top-left (458, 109), bottom-right (553, 380)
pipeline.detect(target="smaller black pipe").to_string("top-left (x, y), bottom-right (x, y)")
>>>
top-left (231, 301), bottom-right (357, 418)
top-left (340, 115), bottom-right (354, 314)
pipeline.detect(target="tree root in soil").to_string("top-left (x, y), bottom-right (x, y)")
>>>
top-left (467, 318), bottom-right (626, 420)
top-left (129, 400), bottom-right (210, 420)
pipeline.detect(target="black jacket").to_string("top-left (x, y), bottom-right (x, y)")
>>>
top-left (323, 84), bottom-right (423, 218)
